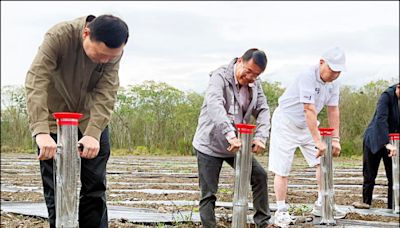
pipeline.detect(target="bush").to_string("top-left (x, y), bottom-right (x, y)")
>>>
top-left (341, 136), bottom-right (363, 156)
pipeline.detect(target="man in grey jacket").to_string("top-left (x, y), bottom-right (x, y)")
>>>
top-left (192, 48), bottom-right (271, 227)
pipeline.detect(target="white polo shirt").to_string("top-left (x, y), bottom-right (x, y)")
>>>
top-left (277, 64), bottom-right (340, 129)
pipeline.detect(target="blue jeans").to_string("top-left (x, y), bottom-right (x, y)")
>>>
top-left (195, 149), bottom-right (271, 228)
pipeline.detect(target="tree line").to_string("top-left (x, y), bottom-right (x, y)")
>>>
top-left (0, 78), bottom-right (396, 156)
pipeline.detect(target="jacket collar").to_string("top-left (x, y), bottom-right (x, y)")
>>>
top-left (227, 58), bottom-right (259, 121)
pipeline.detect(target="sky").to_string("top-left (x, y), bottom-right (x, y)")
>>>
top-left (1, 1), bottom-right (399, 93)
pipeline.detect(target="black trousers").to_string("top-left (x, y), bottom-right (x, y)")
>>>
top-left (196, 149), bottom-right (271, 228)
top-left (38, 127), bottom-right (110, 228)
top-left (362, 139), bottom-right (393, 209)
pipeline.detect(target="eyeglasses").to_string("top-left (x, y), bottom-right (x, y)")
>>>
top-left (241, 63), bottom-right (261, 79)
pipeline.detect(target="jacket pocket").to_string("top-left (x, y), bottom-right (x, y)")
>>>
top-left (209, 125), bottom-right (229, 153)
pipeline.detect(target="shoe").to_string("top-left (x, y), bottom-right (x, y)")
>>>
top-left (311, 202), bottom-right (321, 217)
top-left (274, 210), bottom-right (296, 227)
top-left (352, 201), bottom-right (370, 209)
top-left (333, 205), bottom-right (347, 219)
top-left (312, 201), bottom-right (347, 219)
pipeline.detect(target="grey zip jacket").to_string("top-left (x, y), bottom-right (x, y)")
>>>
top-left (192, 58), bottom-right (271, 157)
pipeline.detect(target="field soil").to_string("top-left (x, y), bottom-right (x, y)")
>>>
top-left (1, 153), bottom-right (398, 227)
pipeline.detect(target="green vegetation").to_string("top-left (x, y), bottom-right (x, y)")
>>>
top-left (288, 204), bottom-right (313, 216)
top-left (218, 188), bottom-right (233, 195)
top-left (1, 78), bottom-right (397, 156)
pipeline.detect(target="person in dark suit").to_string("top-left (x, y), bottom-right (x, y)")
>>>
top-left (353, 83), bottom-right (399, 209)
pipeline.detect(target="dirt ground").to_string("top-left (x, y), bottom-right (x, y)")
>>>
top-left (1, 153), bottom-right (399, 227)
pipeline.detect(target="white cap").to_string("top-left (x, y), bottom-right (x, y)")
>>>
top-left (321, 46), bottom-right (346, 72)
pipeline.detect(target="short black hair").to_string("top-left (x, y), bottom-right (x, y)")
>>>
top-left (87, 14), bottom-right (129, 48)
top-left (242, 48), bottom-right (267, 71)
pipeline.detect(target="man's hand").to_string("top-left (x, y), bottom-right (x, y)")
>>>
top-left (36, 133), bottom-right (57, 160)
top-left (78, 136), bottom-right (100, 159)
top-left (315, 141), bottom-right (326, 158)
top-left (252, 139), bottom-right (265, 154)
top-left (386, 143), bottom-right (397, 157)
top-left (332, 140), bottom-right (341, 157)
top-left (227, 137), bottom-right (241, 153)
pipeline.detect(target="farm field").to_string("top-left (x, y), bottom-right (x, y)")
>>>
top-left (1, 153), bottom-right (399, 227)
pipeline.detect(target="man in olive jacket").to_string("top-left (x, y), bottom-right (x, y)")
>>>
top-left (192, 48), bottom-right (271, 227)
top-left (25, 15), bottom-right (129, 227)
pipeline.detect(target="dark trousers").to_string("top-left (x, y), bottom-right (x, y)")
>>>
top-left (362, 139), bottom-right (393, 209)
top-left (38, 127), bottom-right (110, 228)
top-left (196, 149), bottom-right (271, 228)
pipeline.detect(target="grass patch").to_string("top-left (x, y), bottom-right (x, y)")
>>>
top-left (288, 204), bottom-right (313, 216)
top-left (111, 147), bottom-right (193, 156)
top-left (218, 188), bottom-right (233, 195)
top-left (0, 146), bottom-right (35, 154)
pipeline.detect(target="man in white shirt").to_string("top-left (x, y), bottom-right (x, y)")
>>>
top-left (268, 47), bottom-right (346, 227)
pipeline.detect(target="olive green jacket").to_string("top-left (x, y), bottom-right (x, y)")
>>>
top-left (25, 15), bottom-right (121, 141)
